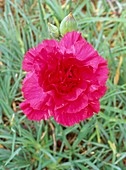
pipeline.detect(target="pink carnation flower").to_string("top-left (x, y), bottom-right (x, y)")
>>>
top-left (20, 31), bottom-right (108, 126)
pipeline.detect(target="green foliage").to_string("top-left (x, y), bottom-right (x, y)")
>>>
top-left (0, 0), bottom-right (126, 169)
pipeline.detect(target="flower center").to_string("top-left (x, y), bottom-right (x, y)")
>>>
top-left (56, 65), bottom-right (80, 94)
top-left (43, 62), bottom-right (81, 95)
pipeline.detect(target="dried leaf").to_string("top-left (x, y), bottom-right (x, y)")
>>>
top-left (114, 56), bottom-right (123, 85)
top-left (0, 144), bottom-right (4, 148)
top-left (96, 22), bottom-right (102, 32)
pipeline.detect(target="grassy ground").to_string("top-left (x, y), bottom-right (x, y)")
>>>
top-left (0, 0), bottom-right (126, 169)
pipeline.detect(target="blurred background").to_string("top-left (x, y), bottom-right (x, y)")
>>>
top-left (0, 0), bottom-right (126, 169)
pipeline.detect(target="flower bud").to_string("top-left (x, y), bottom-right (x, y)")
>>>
top-left (48, 23), bottom-right (59, 38)
top-left (60, 12), bottom-right (78, 36)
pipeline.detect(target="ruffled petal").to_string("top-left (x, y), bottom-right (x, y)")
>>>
top-left (55, 94), bottom-right (88, 113)
top-left (54, 108), bottom-right (89, 126)
top-left (20, 101), bottom-right (50, 121)
top-left (96, 62), bottom-right (109, 84)
top-left (60, 31), bottom-right (83, 50)
top-left (22, 72), bottom-right (49, 110)
top-left (88, 100), bottom-right (100, 113)
top-left (74, 40), bottom-right (97, 60)
top-left (22, 39), bottom-right (59, 72)
top-left (88, 85), bottom-right (107, 100)
top-left (74, 38), bottom-right (108, 72)
top-left (22, 48), bottom-right (37, 71)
